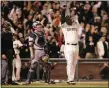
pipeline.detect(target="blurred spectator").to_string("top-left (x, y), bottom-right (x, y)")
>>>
top-left (101, 12), bottom-right (108, 28)
top-left (25, 14), bottom-right (33, 30)
top-left (100, 63), bottom-right (109, 79)
top-left (16, 22), bottom-right (24, 37)
top-left (49, 38), bottom-right (60, 58)
top-left (1, 1), bottom-right (10, 19)
top-left (84, 2), bottom-right (94, 24)
top-left (100, 27), bottom-right (107, 36)
top-left (96, 36), bottom-right (108, 59)
top-left (1, 1), bottom-right (109, 61)
top-left (93, 16), bottom-right (101, 31)
top-left (85, 23), bottom-right (91, 43)
top-left (85, 36), bottom-right (96, 59)
top-left (52, 10), bottom-right (61, 28)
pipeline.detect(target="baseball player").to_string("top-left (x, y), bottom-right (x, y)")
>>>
top-left (25, 21), bottom-right (50, 85)
top-left (12, 35), bottom-right (23, 82)
top-left (61, 8), bottom-right (82, 84)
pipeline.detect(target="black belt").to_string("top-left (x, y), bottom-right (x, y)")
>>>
top-left (67, 43), bottom-right (78, 45)
top-left (34, 49), bottom-right (44, 50)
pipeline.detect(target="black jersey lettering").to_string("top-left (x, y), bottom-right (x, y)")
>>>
top-left (67, 28), bottom-right (77, 31)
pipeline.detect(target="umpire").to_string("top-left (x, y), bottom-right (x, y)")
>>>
top-left (25, 21), bottom-right (50, 85)
top-left (1, 54), bottom-right (8, 84)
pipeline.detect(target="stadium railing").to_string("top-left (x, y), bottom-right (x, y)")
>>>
top-left (21, 58), bottom-right (109, 81)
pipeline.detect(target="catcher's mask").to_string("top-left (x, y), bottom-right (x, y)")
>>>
top-left (32, 21), bottom-right (42, 31)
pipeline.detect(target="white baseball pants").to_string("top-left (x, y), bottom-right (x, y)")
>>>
top-left (12, 54), bottom-right (21, 81)
top-left (64, 44), bottom-right (79, 82)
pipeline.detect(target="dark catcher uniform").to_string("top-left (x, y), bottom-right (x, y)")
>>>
top-left (26, 29), bottom-right (50, 84)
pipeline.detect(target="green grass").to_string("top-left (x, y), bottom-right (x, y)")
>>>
top-left (2, 81), bottom-right (108, 88)
top-left (2, 86), bottom-right (108, 88)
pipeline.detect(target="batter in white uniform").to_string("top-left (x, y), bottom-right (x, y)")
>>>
top-left (62, 8), bottom-right (81, 84)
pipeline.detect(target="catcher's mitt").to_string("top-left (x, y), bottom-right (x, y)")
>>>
top-left (42, 54), bottom-right (49, 63)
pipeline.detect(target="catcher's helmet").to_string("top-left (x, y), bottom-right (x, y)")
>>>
top-left (32, 21), bottom-right (41, 28)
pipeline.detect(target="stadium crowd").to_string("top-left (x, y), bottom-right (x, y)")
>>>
top-left (1, 1), bottom-right (109, 59)
top-left (1, 1), bottom-right (109, 84)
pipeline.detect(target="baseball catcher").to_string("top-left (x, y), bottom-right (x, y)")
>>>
top-left (25, 21), bottom-right (50, 85)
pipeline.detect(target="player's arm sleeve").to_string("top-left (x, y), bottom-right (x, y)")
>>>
top-left (78, 25), bottom-right (83, 39)
top-left (29, 36), bottom-right (34, 47)
top-left (18, 40), bottom-right (23, 47)
top-left (61, 23), bottom-right (66, 34)
top-left (28, 32), bottom-right (36, 47)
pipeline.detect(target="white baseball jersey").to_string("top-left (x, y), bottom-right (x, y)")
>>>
top-left (62, 22), bottom-right (80, 44)
top-left (13, 40), bottom-right (23, 54)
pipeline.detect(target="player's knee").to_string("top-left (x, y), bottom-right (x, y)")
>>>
top-left (67, 62), bottom-right (73, 67)
top-left (31, 62), bottom-right (38, 70)
top-left (67, 60), bottom-right (73, 64)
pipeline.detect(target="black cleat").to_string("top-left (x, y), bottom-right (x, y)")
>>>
top-left (11, 81), bottom-right (19, 85)
top-left (26, 81), bottom-right (31, 85)
top-left (49, 80), bottom-right (56, 84)
top-left (67, 81), bottom-right (76, 85)
top-left (46, 80), bottom-right (55, 84)
top-left (23, 80), bottom-right (31, 85)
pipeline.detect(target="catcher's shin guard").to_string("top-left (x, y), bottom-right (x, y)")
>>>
top-left (43, 64), bottom-right (50, 83)
top-left (26, 71), bottom-right (34, 84)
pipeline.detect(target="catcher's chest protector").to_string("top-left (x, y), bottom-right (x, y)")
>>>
top-left (34, 32), bottom-right (45, 48)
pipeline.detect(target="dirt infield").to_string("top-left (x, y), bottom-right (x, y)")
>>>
top-left (2, 81), bottom-right (108, 88)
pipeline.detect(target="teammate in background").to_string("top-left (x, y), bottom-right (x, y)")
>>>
top-left (61, 6), bottom-right (82, 84)
top-left (12, 35), bottom-right (23, 82)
